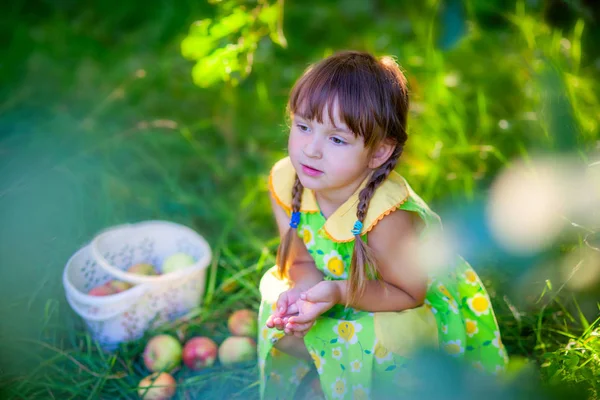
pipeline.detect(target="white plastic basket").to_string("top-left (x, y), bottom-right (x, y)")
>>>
top-left (63, 220), bottom-right (211, 350)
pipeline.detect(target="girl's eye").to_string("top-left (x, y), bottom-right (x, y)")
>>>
top-left (296, 123), bottom-right (309, 132)
top-left (330, 137), bottom-right (347, 145)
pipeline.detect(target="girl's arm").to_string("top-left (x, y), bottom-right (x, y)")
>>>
top-left (269, 192), bottom-right (324, 291)
top-left (334, 208), bottom-right (427, 312)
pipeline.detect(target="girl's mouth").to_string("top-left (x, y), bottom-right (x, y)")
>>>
top-left (301, 164), bottom-right (323, 177)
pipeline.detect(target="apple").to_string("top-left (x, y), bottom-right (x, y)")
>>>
top-left (88, 283), bottom-right (115, 296)
top-left (128, 263), bottom-right (158, 276)
top-left (162, 253), bottom-right (195, 274)
top-left (107, 280), bottom-right (132, 293)
top-left (227, 309), bottom-right (258, 337)
top-left (182, 337), bottom-right (218, 370)
top-left (218, 336), bottom-right (256, 366)
top-left (138, 372), bottom-right (176, 400)
top-left (143, 334), bottom-right (183, 372)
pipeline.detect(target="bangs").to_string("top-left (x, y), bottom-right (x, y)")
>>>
top-left (288, 53), bottom-right (403, 148)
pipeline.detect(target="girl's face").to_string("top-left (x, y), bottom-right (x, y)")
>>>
top-left (288, 102), bottom-right (373, 196)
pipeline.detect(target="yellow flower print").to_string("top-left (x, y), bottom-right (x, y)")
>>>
top-left (373, 340), bottom-right (393, 364)
top-left (323, 250), bottom-right (347, 278)
top-left (290, 363), bottom-right (310, 385)
top-left (467, 293), bottom-right (490, 316)
top-left (270, 331), bottom-right (284, 344)
top-left (331, 346), bottom-right (343, 360)
top-left (441, 324), bottom-right (449, 335)
top-left (333, 320), bottom-right (362, 347)
top-left (464, 268), bottom-right (479, 286)
top-left (447, 299), bottom-right (459, 314)
top-left (300, 226), bottom-right (315, 248)
top-left (437, 284), bottom-right (454, 301)
top-left (350, 359), bottom-right (362, 373)
top-left (492, 330), bottom-right (507, 358)
top-left (269, 371), bottom-right (282, 386)
top-left (443, 340), bottom-right (464, 357)
top-left (331, 377), bottom-right (347, 399)
top-left (270, 347), bottom-right (282, 358)
top-left (261, 326), bottom-right (269, 340)
top-left (424, 299), bottom-right (438, 314)
top-left (471, 361), bottom-right (484, 372)
top-left (465, 319), bottom-right (479, 338)
top-left (352, 384), bottom-right (370, 400)
top-left (310, 349), bottom-right (326, 374)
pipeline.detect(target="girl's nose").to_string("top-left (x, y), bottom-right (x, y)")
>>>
top-left (303, 136), bottom-right (323, 159)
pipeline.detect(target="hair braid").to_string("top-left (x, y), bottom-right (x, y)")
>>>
top-left (347, 146), bottom-right (403, 305)
top-left (276, 175), bottom-right (304, 278)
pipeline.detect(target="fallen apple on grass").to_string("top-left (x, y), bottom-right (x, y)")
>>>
top-left (162, 253), bottom-right (195, 274)
top-left (182, 336), bottom-right (218, 370)
top-left (228, 309), bottom-right (258, 337)
top-left (143, 334), bottom-right (183, 372)
top-left (128, 263), bottom-right (158, 276)
top-left (218, 336), bottom-right (256, 366)
top-left (138, 372), bottom-right (176, 400)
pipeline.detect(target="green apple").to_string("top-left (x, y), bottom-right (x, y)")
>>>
top-left (218, 336), bottom-right (256, 366)
top-left (162, 253), bottom-right (195, 274)
top-left (143, 334), bottom-right (182, 372)
top-left (128, 263), bottom-right (158, 276)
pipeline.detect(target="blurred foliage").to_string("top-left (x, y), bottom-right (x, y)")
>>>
top-left (0, 0), bottom-right (599, 398)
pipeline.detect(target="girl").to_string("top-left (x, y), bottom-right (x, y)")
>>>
top-left (257, 51), bottom-right (508, 400)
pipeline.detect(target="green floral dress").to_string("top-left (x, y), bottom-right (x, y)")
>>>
top-left (257, 157), bottom-right (509, 400)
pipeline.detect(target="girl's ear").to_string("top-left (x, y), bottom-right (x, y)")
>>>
top-left (368, 138), bottom-right (396, 169)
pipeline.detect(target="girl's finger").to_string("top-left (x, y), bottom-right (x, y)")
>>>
top-left (289, 321), bottom-right (313, 333)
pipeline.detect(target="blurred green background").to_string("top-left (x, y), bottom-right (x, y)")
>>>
top-left (1, 0), bottom-right (599, 398)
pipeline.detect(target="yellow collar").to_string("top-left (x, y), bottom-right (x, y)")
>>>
top-left (268, 157), bottom-right (409, 242)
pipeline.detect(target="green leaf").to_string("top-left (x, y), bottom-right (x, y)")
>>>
top-left (320, 350), bottom-right (325, 357)
top-left (385, 365), bottom-right (397, 371)
top-left (364, 350), bottom-right (371, 354)
top-left (210, 8), bottom-right (250, 39)
top-left (181, 36), bottom-right (215, 60)
top-left (566, 353), bottom-right (579, 369)
top-left (330, 338), bottom-right (337, 343)
top-left (340, 364), bottom-right (345, 370)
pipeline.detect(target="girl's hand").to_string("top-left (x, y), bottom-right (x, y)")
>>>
top-left (266, 286), bottom-right (303, 331)
top-left (286, 281), bottom-right (340, 337)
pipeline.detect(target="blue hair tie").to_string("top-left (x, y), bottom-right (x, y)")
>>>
top-left (289, 211), bottom-right (301, 229)
top-left (351, 220), bottom-right (363, 236)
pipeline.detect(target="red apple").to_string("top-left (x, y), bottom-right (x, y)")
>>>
top-left (182, 337), bottom-right (218, 370)
top-left (143, 334), bottom-right (182, 372)
top-left (88, 283), bottom-right (115, 296)
top-left (107, 280), bottom-right (132, 293)
top-left (128, 263), bottom-right (158, 276)
top-left (227, 309), bottom-right (258, 337)
top-left (138, 372), bottom-right (176, 400)
top-left (218, 336), bottom-right (256, 366)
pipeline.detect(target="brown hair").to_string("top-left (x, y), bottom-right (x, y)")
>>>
top-left (276, 50), bottom-right (410, 306)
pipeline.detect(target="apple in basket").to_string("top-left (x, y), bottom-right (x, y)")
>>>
top-left (107, 280), bottom-right (132, 293)
top-left (128, 263), bottom-right (158, 276)
top-left (228, 309), bottom-right (258, 337)
top-left (143, 334), bottom-right (183, 372)
top-left (88, 283), bottom-right (115, 296)
top-left (162, 252), bottom-right (195, 274)
top-left (182, 337), bottom-right (218, 370)
top-left (138, 372), bottom-right (176, 400)
top-left (218, 336), bottom-right (257, 366)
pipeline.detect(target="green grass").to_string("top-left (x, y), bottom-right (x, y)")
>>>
top-left (0, 0), bottom-right (599, 398)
